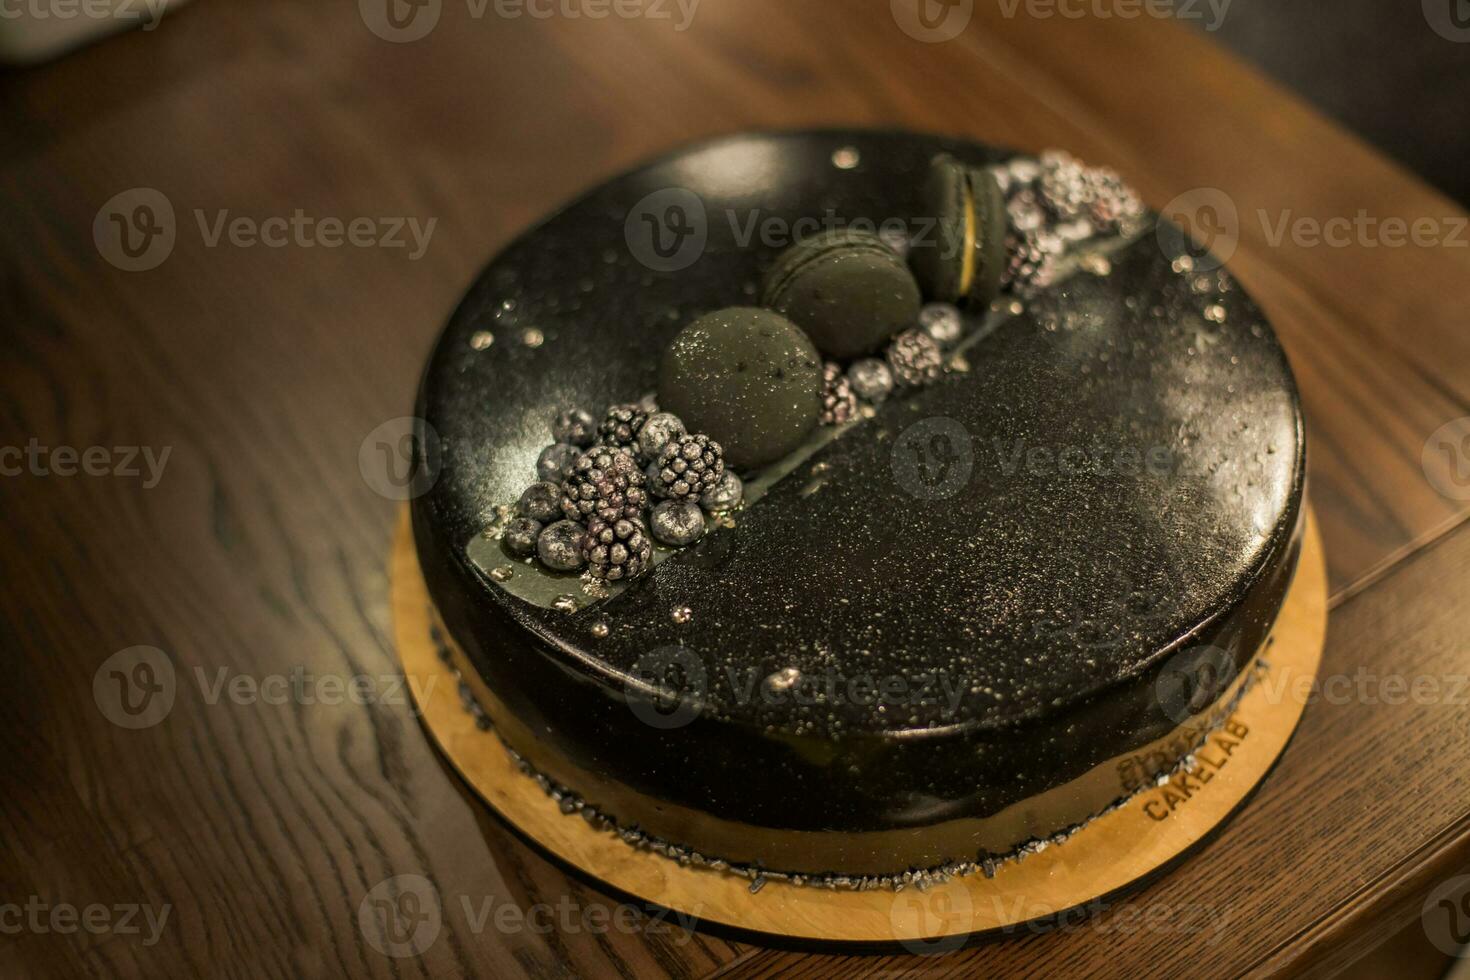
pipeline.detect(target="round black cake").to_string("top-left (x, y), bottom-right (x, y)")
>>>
top-left (411, 131), bottom-right (1305, 885)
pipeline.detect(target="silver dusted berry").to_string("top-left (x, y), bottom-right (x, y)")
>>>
top-left (1003, 228), bottom-right (1065, 292)
top-left (636, 412), bottom-right (686, 464)
top-left (503, 517), bottom-right (542, 558)
top-left (583, 516), bottom-right (653, 582)
top-left (1037, 149), bottom-right (1090, 223)
top-left (1006, 155), bottom-right (1041, 185)
top-left (886, 330), bottom-right (943, 387)
top-left (847, 358), bottom-right (893, 403)
top-left (819, 362), bottom-right (858, 426)
top-left (597, 403), bottom-right (648, 450)
top-left (650, 499), bottom-right (705, 547)
top-left (537, 519), bottom-right (586, 572)
top-left (918, 303), bottom-right (963, 347)
top-left (699, 470), bottom-right (743, 512)
top-left (561, 447), bottom-right (647, 523)
top-left (1083, 165), bottom-right (1145, 234)
top-left (653, 434), bottom-right (724, 500)
top-left (537, 443), bottom-right (581, 483)
top-left (516, 480), bottom-right (562, 523)
top-left (552, 408), bottom-right (596, 447)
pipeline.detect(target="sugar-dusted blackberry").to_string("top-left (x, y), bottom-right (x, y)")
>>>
top-left (1082, 165), bottom-right (1145, 234)
top-left (652, 434), bottom-right (724, 500)
top-left (583, 517), bottom-right (653, 582)
top-left (885, 329), bottom-right (943, 387)
top-left (597, 403), bottom-right (649, 451)
top-left (1037, 149), bottom-right (1091, 223)
top-left (1002, 228), bottom-right (1064, 292)
top-left (560, 447), bottom-right (647, 523)
top-left (819, 362), bottom-right (858, 426)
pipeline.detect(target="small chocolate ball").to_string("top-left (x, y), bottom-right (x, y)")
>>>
top-left (537, 519), bottom-right (587, 572)
top-left (636, 412), bottom-right (686, 464)
top-left (503, 517), bottom-right (542, 558)
top-left (516, 481), bottom-right (562, 523)
top-left (699, 470), bottom-right (743, 512)
top-left (552, 408), bottom-right (596, 447)
top-left (659, 307), bottom-right (822, 470)
top-left (650, 499), bottom-right (705, 547)
top-left (847, 358), bottom-right (894, 403)
top-left (537, 443), bottom-right (581, 483)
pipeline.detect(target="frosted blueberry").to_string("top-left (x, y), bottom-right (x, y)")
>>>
top-left (537, 519), bottom-right (587, 572)
top-left (552, 408), bottom-right (596, 447)
top-left (537, 443), bottom-right (581, 483)
top-left (636, 412), bottom-right (686, 465)
top-left (918, 303), bottom-right (963, 347)
top-left (516, 481), bottom-right (562, 523)
top-left (847, 358), bottom-right (894, 403)
top-left (503, 517), bottom-right (541, 558)
top-left (699, 470), bottom-right (743, 512)
top-left (650, 499), bottom-right (705, 547)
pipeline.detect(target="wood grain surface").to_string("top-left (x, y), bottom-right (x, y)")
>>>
top-left (2, 2), bottom-right (1468, 978)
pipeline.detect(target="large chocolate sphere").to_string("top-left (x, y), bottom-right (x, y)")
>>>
top-left (658, 307), bottom-right (822, 470)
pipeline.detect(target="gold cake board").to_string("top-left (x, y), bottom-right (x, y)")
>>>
top-left (391, 506), bottom-right (1327, 947)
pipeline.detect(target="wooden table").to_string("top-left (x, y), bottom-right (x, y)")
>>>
top-left (3, 3), bottom-right (1468, 977)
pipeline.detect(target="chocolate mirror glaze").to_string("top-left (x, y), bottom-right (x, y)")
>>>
top-left (412, 130), bottom-right (1306, 875)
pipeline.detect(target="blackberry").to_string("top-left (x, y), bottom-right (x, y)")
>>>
top-left (560, 447), bottom-right (647, 523)
top-left (1002, 228), bottom-right (1064, 292)
top-left (886, 329), bottom-right (943, 387)
top-left (597, 403), bottom-right (649, 450)
top-left (583, 517), bottom-right (653, 582)
top-left (1083, 166), bottom-right (1145, 234)
top-left (1037, 149), bottom-right (1090, 223)
top-left (819, 362), bottom-right (858, 426)
top-left (652, 434), bottom-right (724, 500)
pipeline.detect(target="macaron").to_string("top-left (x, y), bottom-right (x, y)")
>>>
top-left (761, 229), bottom-right (923, 359)
top-left (910, 153), bottom-right (1009, 307)
top-left (659, 307), bottom-right (822, 470)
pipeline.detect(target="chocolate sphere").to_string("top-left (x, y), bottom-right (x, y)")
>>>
top-left (659, 308), bottom-right (822, 470)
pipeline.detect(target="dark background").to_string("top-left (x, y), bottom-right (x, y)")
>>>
top-left (1200, 0), bottom-right (1470, 204)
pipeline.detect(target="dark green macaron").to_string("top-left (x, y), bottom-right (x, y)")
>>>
top-left (761, 229), bottom-right (923, 359)
top-left (910, 153), bottom-right (1009, 307)
top-left (659, 307), bottom-right (822, 470)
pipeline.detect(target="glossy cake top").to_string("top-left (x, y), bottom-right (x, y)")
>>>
top-left (416, 131), bottom-right (1304, 739)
